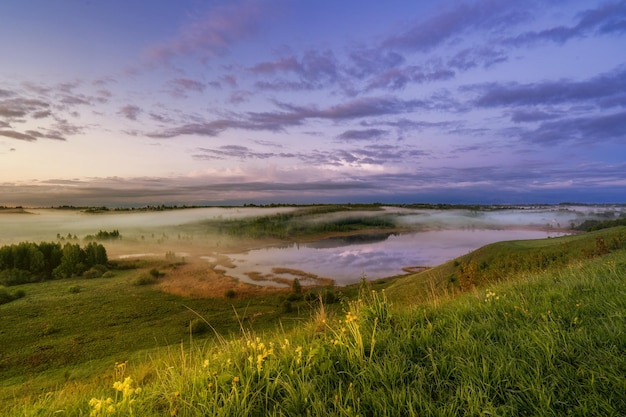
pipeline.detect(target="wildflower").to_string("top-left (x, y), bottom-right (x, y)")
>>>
top-left (233, 376), bottom-right (240, 384)
top-left (485, 289), bottom-right (499, 302)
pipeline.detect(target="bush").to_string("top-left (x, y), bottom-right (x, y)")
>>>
top-left (0, 286), bottom-right (25, 304)
top-left (189, 318), bottom-right (209, 335)
top-left (132, 274), bottom-right (156, 286)
top-left (149, 268), bottom-right (164, 278)
top-left (0, 286), bottom-right (13, 304)
top-left (224, 289), bottom-right (236, 299)
top-left (286, 292), bottom-right (303, 302)
top-left (281, 300), bottom-right (293, 313)
top-left (68, 285), bottom-right (81, 294)
top-left (82, 268), bottom-right (103, 279)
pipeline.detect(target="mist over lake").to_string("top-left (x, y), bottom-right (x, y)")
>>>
top-left (1, 204), bottom-right (623, 286)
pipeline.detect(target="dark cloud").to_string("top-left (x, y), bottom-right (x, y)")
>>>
top-left (0, 130), bottom-right (38, 142)
top-left (447, 47), bottom-right (508, 71)
top-left (383, 0), bottom-right (528, 52)
top-left (118, 105), bottom-right (142, 121)
top-left (0, 98), bottom-right (50, 119)
top-left (0, 129), bottom-right (66, 142)
top-left (508, 0), bottom-right (626, 45)
top-left (249, 49), bottom-right (340, 91)
top-left (522, 111), bottom-right (626, 145)
top-left (147, 96), bottom-right (434, 138)
top-left (347, 48), bottom-right (405, 79)
top-left (473, 67), bottom-right (626, 108)
top-left (147, 119), bottom-right (245, 138)
top-left (336, 129), bottom-right (387, 141)
top-left (166, 78), bottom-right (206, 97)
top-left (365, 65), bottom-right (455, 91)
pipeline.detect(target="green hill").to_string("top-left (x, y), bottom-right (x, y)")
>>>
top-left (385, 226), bottom-right (626, 305)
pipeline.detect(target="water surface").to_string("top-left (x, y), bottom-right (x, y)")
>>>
top-left (218, 228), bottom-right (566, 286)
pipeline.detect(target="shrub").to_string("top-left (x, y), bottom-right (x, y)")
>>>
top-left (132, 274), bottom-right (156, 286)
top-left (82, 268), bottom-right (103, 279)
top-left (286, 292), bottom-right (303, 302)
top-left (224, 289), bottom-right (236, 299)
top-left (0, 286), bottom-right (25, 304)
top-left (281, 300), bottom-right (293, 313)
top-left (189, 318), bottom-right (209, 335)
top-left (149, 268), bottom-right (164, 278)
top-left (68, 285), bottom-right (81, 294)
top-left (0, 286), bottom-right (13, 304)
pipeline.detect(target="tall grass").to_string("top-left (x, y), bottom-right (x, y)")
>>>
top-left (10, 251), bottom-right (624, 416)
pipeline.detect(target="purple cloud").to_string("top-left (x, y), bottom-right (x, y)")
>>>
top-left (473, 67), bottom-right (626, 108)
top-left (383, 0), bottom-right (528, 52)
top-left (508, 1), bottom-right (626, 45)
top-left (118, 105), bottom-right (142, 121)
top-left (166, 78), bottom-right (206, 97)
top-left (337, 129), bottom-right (388, 141)
top-left (143, 0), bottom-right (267, 64)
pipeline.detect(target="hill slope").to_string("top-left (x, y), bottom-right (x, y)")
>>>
top-left (385, 226), bottom-right (626, 305)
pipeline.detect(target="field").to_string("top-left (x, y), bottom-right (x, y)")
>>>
top-left (1, 205), bottom-right (625, 415)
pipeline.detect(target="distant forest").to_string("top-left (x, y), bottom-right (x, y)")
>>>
top-left (0, 241), bottom-right (108, 286)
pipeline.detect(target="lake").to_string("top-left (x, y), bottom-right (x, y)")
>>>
top-left (211, 228), bottom-right (567, 286)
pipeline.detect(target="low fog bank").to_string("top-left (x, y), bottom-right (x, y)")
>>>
top-left (0, 207), bottom-right (297, 243)
top-left (389, 205), bottom-right (626, 230)
top-left (1, 205), bottom-right (622, 244)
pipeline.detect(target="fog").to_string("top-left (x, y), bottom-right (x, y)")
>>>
top-left (1, 204), bottom-right (623, 286)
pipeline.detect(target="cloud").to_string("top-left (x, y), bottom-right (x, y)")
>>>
top-left (118, 105), bottom-right (142, 121)
top-left (147, 119), bottom-right (245, 138)
top-left (510, 110), bottom-right (560, 123)
top-left (143, 0), bottom-right (268, 65)
top-left (165, 78), bottom-right (206, 98)
top-left (472, 67), bottom-right (626, 108)
top-left (0, 97), bottom-right (50, 119)
top-left (447, 46), bottom-right (508, 71)
top-left (193, 145), bottom-right (295, 161)
top-left (521, 110), bottom-right (626, 145)
top-left (365, 65), bottom-right (455, 91)
top-left (250, 96), bottom-right (429, 127)
top-left (0, 129), bottom-right (66, 142)
top-left (249, 49), bottom-right (340, 90)
top-left (336, 129), bottom-right (388, 141)
top-left (383, 0), bottom-right (528, 52)
top-left (507, 0), bottom-right (626, 45)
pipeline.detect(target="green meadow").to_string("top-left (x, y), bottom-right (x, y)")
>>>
top-left (0, 209), bottom-right (625, 415)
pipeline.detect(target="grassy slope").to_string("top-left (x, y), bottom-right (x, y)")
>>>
top-left (7, 246), bottom-right (625, 416)
top-left (0, 260), bottom-right (332, 406)
top-left (385, 226), bottom-right (626, 305)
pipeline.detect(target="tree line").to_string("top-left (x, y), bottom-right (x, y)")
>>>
top-left (0, 241), bottom-right (108, 286)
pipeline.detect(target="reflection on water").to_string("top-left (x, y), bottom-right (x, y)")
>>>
top-left (222, 229), bottom-right (566, 286)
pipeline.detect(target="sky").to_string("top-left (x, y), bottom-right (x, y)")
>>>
top-left (1, 0), bottom-right (625, 207)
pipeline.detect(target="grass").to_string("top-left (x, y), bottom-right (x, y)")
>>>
top-left (3, 243), bottom-right (625, 415)
top-left (386, 226), bottom-right (626, 304)
top-left (0, 259), bottom-right (339, 408)
top-left (2, 226), bottom-right (625, 415)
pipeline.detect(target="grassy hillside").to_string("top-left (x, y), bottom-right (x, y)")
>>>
top-left (2, 227), bottom-right (625, 415)
top-left (386, 226), bottom-right (626, 304)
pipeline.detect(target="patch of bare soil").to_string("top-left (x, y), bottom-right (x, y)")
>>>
top-left (157, 261), bottom-right (289, 299)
